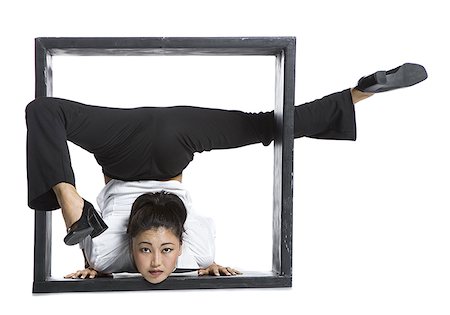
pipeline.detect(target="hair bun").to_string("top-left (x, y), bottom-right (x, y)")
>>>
top-left (127, 192), bottom-right (187, 240)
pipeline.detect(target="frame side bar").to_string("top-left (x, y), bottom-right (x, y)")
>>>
top-left (281, 39), bottom-right (295, 276)
top-left (272, 39), bottom-right (295, 277)
top-left (33, 38), bottom-right (53, 290)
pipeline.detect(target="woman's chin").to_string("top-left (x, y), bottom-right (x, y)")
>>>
top-left (142, 271), bottom-right (169, 284)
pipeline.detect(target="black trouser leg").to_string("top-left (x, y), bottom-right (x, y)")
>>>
top-left (26, 97), bottom-right (76, 210)
top-left (158, 88), bottom-right (356, 155)
top-left (25, 89), bottom-right (355, 211)
top-left (25, 97), bottom-right (147, 210)
top-left (293, 88), bottom-right (356, 140)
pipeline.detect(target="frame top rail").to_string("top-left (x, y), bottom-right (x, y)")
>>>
top-left (36, 37), bottom-right (296, 56)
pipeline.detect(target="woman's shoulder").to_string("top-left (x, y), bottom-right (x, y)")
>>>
top-left (81, 219), bottom-right (135, 273)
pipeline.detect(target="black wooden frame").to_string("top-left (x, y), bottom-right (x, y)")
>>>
top-left (33, 37), bottom-right (295, 293)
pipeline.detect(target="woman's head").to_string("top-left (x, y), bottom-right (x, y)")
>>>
top-left (127, 191), bottom-right (187, 284)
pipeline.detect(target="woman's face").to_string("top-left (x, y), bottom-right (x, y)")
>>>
top-left (132, 227), bottom-right (182, 284)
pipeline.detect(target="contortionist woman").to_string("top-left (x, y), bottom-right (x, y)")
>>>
top-left (25, 63), bottom-right (427, 284)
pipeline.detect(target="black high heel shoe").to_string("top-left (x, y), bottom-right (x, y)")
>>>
top-left (356, 63), bottom-right (427, 93)
top-left (64, 199), bottom-right (108, 246)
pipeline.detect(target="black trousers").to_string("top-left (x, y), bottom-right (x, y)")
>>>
top-left (26, 89), bottom-right (356, 211)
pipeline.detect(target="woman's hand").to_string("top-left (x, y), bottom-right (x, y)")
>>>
top-left (64, 267), bottom-right (103, 279)
top-left (198, 262), bottom-right (242, 276)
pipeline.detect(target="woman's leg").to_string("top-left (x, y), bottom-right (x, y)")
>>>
top-left (154, 88), bottom-right (367, 168)
top-left (293, 88), bottom-right (371, 140)
top-left (52, 182), bottom-right (84, 229)
top-left (25, 97), bottom-right (147, 211)
top-left (351, 88), bottom-right (374, 104)
top-left (26, 97), bottom-right (79, 211)
top-left (25, 97), bottom-right (107, 233)
top-left (26, 88), bottom-right (372, 213)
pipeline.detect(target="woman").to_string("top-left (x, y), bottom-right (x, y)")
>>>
top-left (25, 63), bottom-right (427, 284)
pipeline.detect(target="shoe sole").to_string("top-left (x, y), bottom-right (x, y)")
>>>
top-left (64, 226), bottom-right (94, 246)
top-left (364, 63), bottom-right (427, 93)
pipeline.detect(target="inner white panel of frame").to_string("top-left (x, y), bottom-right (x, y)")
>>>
top-left (50, 55), bottom-right (276, 277)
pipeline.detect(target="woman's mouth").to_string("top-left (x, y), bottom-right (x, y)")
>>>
top-left (149, 270), bottom-right (164, 277)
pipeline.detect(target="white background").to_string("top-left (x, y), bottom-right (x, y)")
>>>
top-left (1, 0), bottom-right (449, 314)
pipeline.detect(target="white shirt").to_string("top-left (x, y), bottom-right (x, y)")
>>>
top-left (80, 179), bottom-right (216, 274)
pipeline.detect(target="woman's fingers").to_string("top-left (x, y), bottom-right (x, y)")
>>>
top-left (224, 267), bottom-right (242, 275)
top-left (83, 269), bottom-right (97, 279)
top-left (220, 266), bottom-right (242, 276)
top-left (210, 265), bottom-right (220, 276)
top-left (198, 264), bottom-right (242, 276)
top-left (219, 266), bottom-right (231, 276)
top-left (198, 265), bottom-right (218, 276)
top-left (63, 272), bottom-right (75, 279)
top-left (64, 268), bottom-right (97, 279)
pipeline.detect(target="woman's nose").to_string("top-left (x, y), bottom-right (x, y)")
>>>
top-left (151, 252), bottom-right (161, 267)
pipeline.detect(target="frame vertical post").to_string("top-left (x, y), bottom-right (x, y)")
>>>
top-left (273, 40), bottom-right (295, 277)
top-left (33, 38), bottom-right (53, 289)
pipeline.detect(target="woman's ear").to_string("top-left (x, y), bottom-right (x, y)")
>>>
top-left (178, 241), bottom-right (183, 256)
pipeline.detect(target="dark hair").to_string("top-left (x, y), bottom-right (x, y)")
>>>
top-left (127, 191), bottom-right (187, 242)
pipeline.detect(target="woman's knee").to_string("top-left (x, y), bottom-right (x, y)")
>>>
top-left (25, 97), bottom-right (60, 121)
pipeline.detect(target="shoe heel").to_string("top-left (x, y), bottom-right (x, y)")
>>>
top-left (64, 199), bottom-right (95, 246)
top-left (374, 71), bottom-right (387, 84)
top-left (88, 207), bottom-right (108, 238)
top-left (361, 71), bottom-right (387, 93)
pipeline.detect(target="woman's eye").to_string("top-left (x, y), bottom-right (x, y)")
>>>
top-left (140, 247), bottom-right (151, 253)
top-left (162, 248), bottom-right (173, 253)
